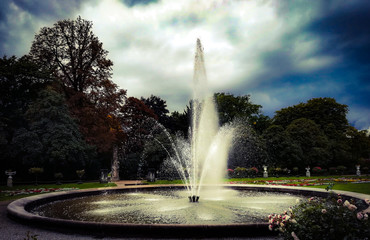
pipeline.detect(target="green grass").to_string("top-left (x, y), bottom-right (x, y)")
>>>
top-left (306, 183), bottom-right (370, 195)
top-left (148, 176), bottom-right (370, 195)
top-left (0, 182), bottom-right (117, 202)
top-left (147, 179), bottom-right (184, 185)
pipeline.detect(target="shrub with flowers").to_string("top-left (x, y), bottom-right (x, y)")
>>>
top-left (312, 166), bottom-right (323, 175)
top-left (268, 195), bottom-right (370, 240)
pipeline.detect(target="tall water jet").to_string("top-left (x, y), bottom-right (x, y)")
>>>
top-left (185, 39), bottom-right (234, 201)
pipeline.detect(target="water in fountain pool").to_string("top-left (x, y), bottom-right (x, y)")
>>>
top-left (31, 189), bottom-right (305, 224)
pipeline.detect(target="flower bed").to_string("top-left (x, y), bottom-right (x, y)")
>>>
top-left (268, 195), bottom-right (370, 239)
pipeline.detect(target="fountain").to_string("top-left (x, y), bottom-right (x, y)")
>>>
top-left (160, 39), bottom-right (235, 202)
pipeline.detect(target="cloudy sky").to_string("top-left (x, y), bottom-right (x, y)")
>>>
top-left (1, 0), bottom-right (369, 130)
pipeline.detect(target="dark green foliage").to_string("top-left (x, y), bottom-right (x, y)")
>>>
top-left (23, 87), bottom-right (95, 178)
top-left (265, 97), bottom-right (365, 169)
top-left (229, 124), bottom-right (268, 169)
top-left (140, 131), bottom-right (173, 178)
top-left (285, 118), bottom-right (330, 168)
top-left (262, 125), bottom-right (301, 169)
top-left (141, 95), bottom-right (170, 127)
top-left (168, 106), bottom-right (190, 136)
top-left (274, 97), bottom-right (349, 131)
top-left (0, 55), bottom-right (52, 175)
top-left (214, 92), bottom-right (262, 125)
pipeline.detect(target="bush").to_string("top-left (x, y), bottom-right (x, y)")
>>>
top-left (337, 165), bottom-right (347, 175)
top-left (328, 167), bottom-right (337, 175)
top-left (268, 195), bottom-right (370, 240)
top-left (234, 167), bottom-right (247, 178)
top-left (312, 166), bottom-right (323, 175)
top-left (248, 167), bottom-right (259, 177)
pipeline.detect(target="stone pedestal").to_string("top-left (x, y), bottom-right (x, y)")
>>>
top-left (305, 167), bottom-right (310, 177)
top-left (5, 171), bottom-right (16, 187)
top-left (356, 165), bottom-right (361, 176)
top-left (7, 176), bottom-right (13, 187)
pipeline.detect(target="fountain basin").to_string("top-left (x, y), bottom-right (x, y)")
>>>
top-left (7, 185), bottom-right (369, 238)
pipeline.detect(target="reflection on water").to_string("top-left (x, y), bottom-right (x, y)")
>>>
top-left (31, 189), bottom-right (305, 224)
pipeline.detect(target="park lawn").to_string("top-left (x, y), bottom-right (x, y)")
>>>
top-left (306, 182), bottom-right (370, 195)
top-left (0, 182), bottom-right (117, 202)
top-left (147, 179), bottom-right (184, 185)
top-left (148, 176), bottom-right (370, 195)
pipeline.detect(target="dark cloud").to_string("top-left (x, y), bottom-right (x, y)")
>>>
top-left (121, 0), bottom-right (159, 7)
top-left (307, 2), bottom-right (370, 65)
top-left (12, 0), bottom-right (90, 19)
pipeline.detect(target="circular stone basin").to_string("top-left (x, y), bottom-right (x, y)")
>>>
top-left (30, 188), bottom-right (305, 225)
top-left (9, 185), bottom-right (368, 238)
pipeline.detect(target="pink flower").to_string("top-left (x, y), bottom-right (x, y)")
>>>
top-left (337, 199), bottom-right (343, 205)
top-left (268, 224), bottom-right (273, 231)
top-left (291, 232), bottom-right (300, 240)
top-left (357, 212), bottom-right (364, 220)
top-left (321, 209), bottom-right (327, 214)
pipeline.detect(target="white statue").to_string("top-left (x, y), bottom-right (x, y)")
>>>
top-left (305, 167), bottom-right (310, 177)
top-left (263, 165), bottom-right (268, 178)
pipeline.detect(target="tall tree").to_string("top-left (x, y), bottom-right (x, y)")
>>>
top-left (29, 16), bottom-right (126, 153)
top-left (29, 16), bottom-right (112, 93)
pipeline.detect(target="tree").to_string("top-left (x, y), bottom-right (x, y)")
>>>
top-left (262, 125), bottom-right (301, 168)
top-left (29, 16), bottom-right (112, 93)
top-left (118, 97), bottom-right (157, 178)
top-left (0, 55), bottom-right (51, 174)
top-left (214, 92), bottom-right (263, 126)
top-left (285, 118), bottom-right (330, 168)
top-left (346, 127), bottom-right (370, 165)
top-left (274, 97), bottom-right (349, 132)
top-left (228, 125), bottom-right (269, 169)
top-left (29, 16), bottom-right (126, 154)
top-left (23, 87), bottom-right (94, 178)
top-left (141, 95), bottom-right (169, 127)
top-left (120, 97), bottom-right (157, 152)
top-left (168, 105), bottom-right (191, 136)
